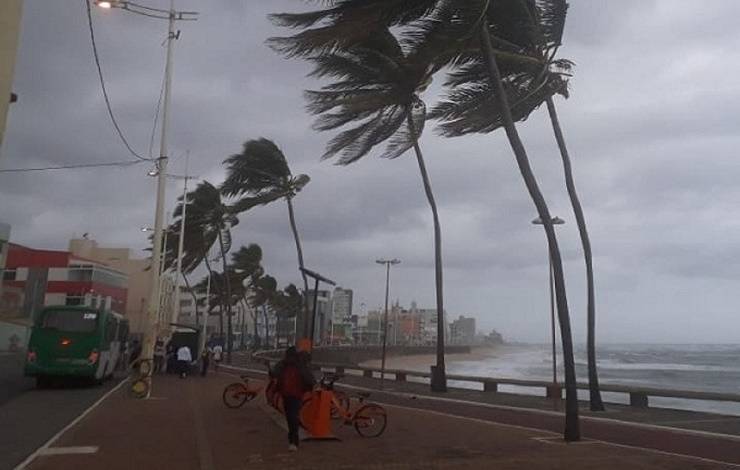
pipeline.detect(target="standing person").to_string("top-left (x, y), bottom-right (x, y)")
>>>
top-left (272, 347), bottom-right (315, 451)
top-left (200, 346), bottom-right (211, 377)
top-left (176, 345), bottom-right (192, 379)
top-left (212, 343), bottom-right (223, 371)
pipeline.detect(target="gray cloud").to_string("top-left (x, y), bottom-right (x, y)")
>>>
top-left (1, 0), bottom-right (739, 344)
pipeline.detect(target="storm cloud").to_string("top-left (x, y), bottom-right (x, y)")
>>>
top-left (2, 0), bottom-right (739, 344)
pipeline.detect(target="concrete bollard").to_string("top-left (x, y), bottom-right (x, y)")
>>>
top-left (630, 392), bottom-right (649, 408)
top-left (545, 384), bottom-right (562, 399)
top-left (483, 381), bottom-right (498, 392)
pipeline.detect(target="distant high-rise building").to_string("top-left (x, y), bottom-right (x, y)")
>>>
top-left (450, 315), bottom-right (476, 345)
top-left (329, 287), bottom-right (353, 343)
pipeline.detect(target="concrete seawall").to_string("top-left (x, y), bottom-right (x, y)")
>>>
top-left (260, 345), bottom-right (471, 365)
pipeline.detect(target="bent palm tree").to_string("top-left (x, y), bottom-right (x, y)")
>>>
top-left (268, 0), bottom-right (580, 437)
top-left (270, 24), bottom-right (450, 391)
top-left (231, 244), bottom-right (264, 347)
top-left (249, 273), bottom-right (278, 349)
top-left (176, 181), bottom-right (239, 362)
top-left (430, 0), bottom-right (603, 412)
top-left (221, 139), bottom-right (311, 339)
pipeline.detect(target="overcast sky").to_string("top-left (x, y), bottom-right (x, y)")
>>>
top-left (2, 1), bottom-right (739, 344)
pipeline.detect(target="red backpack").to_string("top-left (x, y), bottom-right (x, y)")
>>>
top-left (278, 364), bottom-right (306, 398)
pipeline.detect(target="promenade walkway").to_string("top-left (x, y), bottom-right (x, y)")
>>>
top-left (20, 371), bottom-right (739, 470)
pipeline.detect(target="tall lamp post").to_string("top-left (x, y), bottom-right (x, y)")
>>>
top-left (532, 216), bottom-right (565, 386)
top-left (93, 0), bottom-right (197, 396)
top-left (376, 258), bottom-right (400, 390)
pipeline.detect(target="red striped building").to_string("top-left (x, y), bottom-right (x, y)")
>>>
top-left (0, 243), bottom-right (127, 322)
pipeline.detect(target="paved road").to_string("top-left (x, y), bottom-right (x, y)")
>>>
top-left (0, 373), bottom-right (125, 470)
top-left (0, 352), bottom-right (34, 407)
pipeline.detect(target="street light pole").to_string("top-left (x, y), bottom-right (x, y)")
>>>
top-left (532, 216), bottom-right (565, 385)
top-left (171, 153), bottom-right (190, 327)
top-left (94, 0), bottom-right (198, 397)
top-left (376, 258), bottom-right (400, 390)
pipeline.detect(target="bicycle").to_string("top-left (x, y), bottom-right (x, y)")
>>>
top-left (222, 375), bottom-right (268, 408)
top-left (129, 358), bottom-right (153, 398)
top-left (301, 373), bottom-right (387, 438)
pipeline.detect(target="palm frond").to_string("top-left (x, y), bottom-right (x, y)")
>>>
top-left (221, 138), bottom-right (291, 199)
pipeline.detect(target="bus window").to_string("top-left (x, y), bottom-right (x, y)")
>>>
top-left (41, 309), bottom-right (98, 333)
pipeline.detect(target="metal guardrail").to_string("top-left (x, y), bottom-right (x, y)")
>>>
top-left (251, 352), bottom-right (740, 410)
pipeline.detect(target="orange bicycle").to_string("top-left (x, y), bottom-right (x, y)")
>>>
top-left (222, 375), bottom-right (270, 408)
top-left (301, 373), bottom-right (387, 437)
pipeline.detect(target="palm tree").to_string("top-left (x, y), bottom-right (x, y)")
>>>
top-left (249, 273), bottom-right (278, 349)
top-left (429, 0), bottom-right (603, 413)
top-left (231, 244), bottom-right (264, 347)
top-left (221, 139), bottom-right (312, 339)
top-left (268, 0), bottom-right (581, 438)
top-left (272, 284), bottom-right (303, 345)
top-left (269, 24), bottom-right (450, 391)
top-left (174, 181), bottom-right (239, 362)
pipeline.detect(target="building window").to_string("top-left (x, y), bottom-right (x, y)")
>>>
top-left (2, 269), bottom-right (16, 281)
top-left (65, 295), bottom-right (85, 306)
top-left (68, 265), bottom-right (94, 282)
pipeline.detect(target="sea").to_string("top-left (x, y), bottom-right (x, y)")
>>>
top-left (373, 343), bottom-right (740, 416)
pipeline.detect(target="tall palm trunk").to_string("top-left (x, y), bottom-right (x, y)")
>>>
top-left (286, 197), bottom-right (310, 340)
top-left (479, 25), bottom-right (580, 441)
top-left (407, 113), bottom-right (447, 392)
top-left (546, 96), bottom-right (604, 411)
top-left (203, 256), bottom-right (221, 344)
top-left (217, 232), bottom-right (233, 364)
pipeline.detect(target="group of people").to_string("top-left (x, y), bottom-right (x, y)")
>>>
top-left (124, 338), bottom-right (225, 379)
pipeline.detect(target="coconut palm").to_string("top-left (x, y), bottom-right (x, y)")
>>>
top-left (221, 139), bottom-right (311, 339)
top-left (430, 0), bottom-right (603, 412)
top-left (249, 273), bottom-right (278, 348)
top-left (272, 284), bottom-right (303, 345)
top-left (268, 0), bottom-right (581, 438)
top-left (270, 24), bottom-right (450, 391)
top-left (231, 244), bottom-right (264, 347)
top-left (172, 181), bottom-right (239, 362)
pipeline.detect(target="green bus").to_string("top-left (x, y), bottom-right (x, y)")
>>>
top-left (25, 305), bottom-right (129, 387)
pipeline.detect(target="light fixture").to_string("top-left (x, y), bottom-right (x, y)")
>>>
top-left (147, 168), bottom-right (159, 177)
top-left (95, 1), bottom-right (113, 8)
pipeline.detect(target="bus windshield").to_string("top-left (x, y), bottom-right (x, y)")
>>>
top-left (40, 309), bottom-right (99, 333)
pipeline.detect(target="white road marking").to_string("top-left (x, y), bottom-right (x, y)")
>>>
top-left (39, 447), bottom-right (99, 456)
top-left (13, 378), bottom-right (129, 470)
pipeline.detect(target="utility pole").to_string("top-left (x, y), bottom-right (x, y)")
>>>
top-left (171, 152), bottom-right (190, 327)
top-left (376, 258), bottom-right (400, 390)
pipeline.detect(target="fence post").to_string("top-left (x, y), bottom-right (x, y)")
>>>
top-left (630, 392), bottom-right (649, 408)
top-left (483, 381), bottom-right (498, 392)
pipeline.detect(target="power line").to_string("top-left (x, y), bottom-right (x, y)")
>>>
top-left (0, 160), bottom-right (145, 173)
top-left (84, 0), bottom-right (151, 162)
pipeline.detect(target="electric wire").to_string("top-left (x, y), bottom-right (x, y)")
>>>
top-left (0, 160), bottom-right (146, 173)
top-left (84, 0), bottom-right (151, 162)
